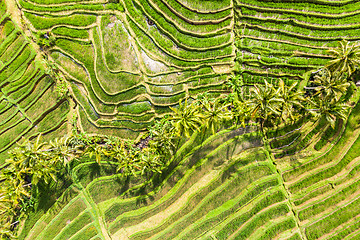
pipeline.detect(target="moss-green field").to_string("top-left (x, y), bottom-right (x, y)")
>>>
top-left (1, 0), bottom-right (360, 239)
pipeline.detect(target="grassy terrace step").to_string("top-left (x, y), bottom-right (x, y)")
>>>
top-left (168, 180), bottom-right (285, 239)
top-left (235, 0), bottom-right (360, 15)
top-left (19, 0), bottom-right (124, 13)
top-left (0, 17), bottom-right (70, 164)
top-left (24, 12), bottom-right (96, 30)
top-left (125, 158), bottom-right (275, 238)
top-left (95, 127), bottom-right (254, 205)
top-left (240, 8), bottom-right (360, 27)
top-left (176, 0), bottom-right (232, 12)
top-left (104, 130), bottom-right (262, 232)
top-left (237, 20), bottom-right (360, 41)
top-left (125, 0), bottom-right (232, 50)
top-left (154, 0), bottom-right (232, 22)
top-left (142, 0), bottom-right (232, 35)
top-left (282, 101), bottom-right (360, 184)
top-left (305, 194), bottom-right (360, 240)
top-left (21, 0), bottom-right (234, 133)
top-left (298, 178), bottom-right (360, 221)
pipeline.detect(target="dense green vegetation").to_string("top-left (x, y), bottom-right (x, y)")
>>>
top-left (0, 0), bottom-right (360, 239)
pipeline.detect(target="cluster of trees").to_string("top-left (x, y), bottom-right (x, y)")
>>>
top-left (0, 134), bottom-right (164, 239)
top-left (0, 40), bottom-right (358, 239)
top-left (230, 40), bottom-right (359, 132)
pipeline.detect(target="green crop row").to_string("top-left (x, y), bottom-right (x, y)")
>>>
top-left (0, 0), bottom-right (6, 15)
top-left (230, 203), bottom-right (291, 239)
top-left (10, 70), bottom-right (46, 103)
top-left (0, 31), bottom-right (19, 57)
top-left (126, 0), bottom-right (231, 49)
top-left (144, 0), bottom-right (232, 34)
top-left (130, 163), bottom-right (274, 239)
top-left (0, 36), bottom-right (26, 66)
top-left (270, 132), bottom-right (301, 149)
top-left (52, 26), bottom-right (89, 39)
top-left (0, 36), bottom-right (26, 63)
top-left (19, 77), bottom-right (53, 112)
top-left (288, 132), bottom-right (360, 193)
top-left (235, 0), bottom-right (360, 14)
top-left (53, 211), bottom-right (93, 240)
top-left (128, 18), bottom-right (234, 65)
top-left (298, 179), bottom-right (360, 221)
top-left (107, 134), bottom-right (258, 233)
top-left (32, 100), bottom-right (69, 133)
top-left (70, 224), bottom-right (98, 240)
top-left (35, 197), bottom-right (87, 240)
top-left (305, 195), bottom-right (360, 240)
top-left (293, 184), bottom-right (332, 206)
top-left (153, 0), bottom-right (231, 21)
top-left (24, 12), bottom-right (96, 30)
top-left (73, 162), bottom-right (118, 187)
top-left (275, 118), bottom-right (327, 159)
top-left (20, 0), bottom-right (124, 13)
top-left (283, 100), bottom-right (360, 182)
top-left (2, 60), bottom-right (38, 92)
top-left (0, 47), bottom-right (35, 85)
top-left (29, 0), bottom-right (86, 4)
top-left (182, 182), bottom-right (283, 240)
top-left (314, 120), bottom-right (341, 151)
top-left (78, 107), bottom-right (139, 139)
top-left (236, 40), bottom-right (327, 59)
top-left (105, 131), bottom-right (260, 229)
top-left (240, 7), bottom-right (360, 26)
top-left (267, 117), bottom-right (307, 139)
top-left (240, 18), bottom-right (360, 40)
top-left (257, 217), bottom-right (296, 240)
top-left (1, 20), bottom-right (15, 37)
top-left (177, 0), bottom-right (231, 12)
top-left (0, 118), bottom-right (28, 151)
top-left (239, 28), bottom-right (339, 49)
top-left (25, 87), bottom-right (62, 122)
top-left (0, 107), bottom-right (18, 126)
top-left (328, 220), bottom-right (360, 240)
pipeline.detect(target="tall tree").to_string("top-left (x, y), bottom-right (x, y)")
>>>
top-left (278, 79), bottom-right (304, 122)
top-left (249, 80), bottom-right (283, 131)
top-left (169, 98), bottom-right (203, 138)
top-left (313, 69), bottom-right (350, 102)
top-left (200, 99), bottom-right (231, 134)
top-left (307, 97), bottom-right (349, 128)
top-left (326, 40), bottom-right (360, 75)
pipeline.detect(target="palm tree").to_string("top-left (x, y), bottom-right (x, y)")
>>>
top-left (249, 80), bottom-right (283, 131)
top-left (226, 74), bottom-right (244, 100)
top-left (307, 97), bottom-right (349, 128)
top-left (169, 98), bottom-right (203, 138)
top-left (326, 40), bottom-right (360, 75)
top-left (278, 79), bottom-right (304, 122)
top-left (149, 116), bottom-right (176, 157)
top-left (85, 143), bottom-right (106, 165)
top-left (49, 136), bottom-right (74, 170)
top-left (137, 148), bottom-right (162, 175)
top-left (200, 99), bottom-right (231, 134)
top-left (231, 98), bottom-right (252, 127)
top-left (313, 69), bottom-right (350, 102)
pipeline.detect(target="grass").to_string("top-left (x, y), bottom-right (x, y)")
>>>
top-left (10, 0), bottom-right (360, 239)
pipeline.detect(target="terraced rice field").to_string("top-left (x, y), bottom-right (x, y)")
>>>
top-left (17, 0), bottom-right (235, 139)
top-left (0, 2), bottom-right (69, 165)
top-left (1, 0), bottom-right (360, 239)
top-left (234, 0), bottom-right (360, 85)
top-left (22, 126), bottom-right (305, 240)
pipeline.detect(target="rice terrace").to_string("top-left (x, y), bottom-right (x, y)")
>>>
top-left (1, 0), bottom-right (360, 239)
